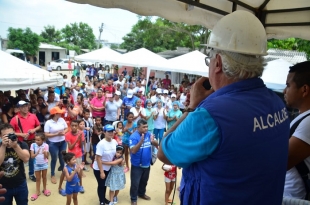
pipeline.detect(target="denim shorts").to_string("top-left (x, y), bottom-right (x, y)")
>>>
top-left (122, 135), bottom-right (129, 146)
top-left (66, 183), bottom-right (80, 195)
top-left (34, 163), bottom-right (48, 171)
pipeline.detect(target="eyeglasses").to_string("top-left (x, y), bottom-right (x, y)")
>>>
top-left (205, 48), bottom-right (214, 67)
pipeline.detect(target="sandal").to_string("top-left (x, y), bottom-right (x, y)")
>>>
top-left (43, 189), bottom-right (51, 196)
top-left (168, 199), bottom-right (172, 203)
top-left (51, 176), bottom-right (57, 184)
top-left (30, 194), bottom-right (39, 201)
top-left (58, 189), bottom-right (66, 196)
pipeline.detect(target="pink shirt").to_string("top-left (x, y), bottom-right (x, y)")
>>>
top-left (91, 97), bottom-right (106, 117)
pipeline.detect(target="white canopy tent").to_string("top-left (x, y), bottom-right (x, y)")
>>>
top-left (261, 58), bottom-right (291, 92)
top-left (67, 0), bottom-right (310, 41)
top-left (74, 47), bottom-right (123, 63)
top-left (168, 50), bottom-right (209, 77)
top-left (0, 50), bottom-right (63, 91)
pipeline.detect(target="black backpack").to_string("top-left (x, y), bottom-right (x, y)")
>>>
top-left (290, 113), bottom-right (310, 200)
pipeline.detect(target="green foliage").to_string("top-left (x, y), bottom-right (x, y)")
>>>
top-left (120, 17), bottom-right (208, 53)
top-left (110, 44), bottom-right (119, 49)
top-left (7, 27), bottom-right (40, 56)
top-left (40, 25), bottom-right (62, 43)
top-left (61, 22), bottom-right (96, 49)
top-left (267, 38), bottom-right (310, 60)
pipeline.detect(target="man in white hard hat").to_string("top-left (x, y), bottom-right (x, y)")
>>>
top-left (158, 10), bottom-right (290, 205)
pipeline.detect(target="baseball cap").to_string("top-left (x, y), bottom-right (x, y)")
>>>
top-left (115, 91), bottom-right (121, 96)
top-left (156, 88), bottom-right (162, 94)
top-left (17, 100), bottom-right (29, 107)
top-left (50, 107), bottom-right (65, 115)
top-left (104, 124), bottom-right (115, 132)
top-left (171, 94), bottom-right (176, 98)
top-left (127, 89), bottom-right (134, 98)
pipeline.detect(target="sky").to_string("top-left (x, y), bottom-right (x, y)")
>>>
top-left (0, 0), bottom-right (140, 43)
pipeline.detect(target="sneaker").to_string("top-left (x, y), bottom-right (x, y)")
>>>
top-left (29, 175), bottom-right (36, 182)
top-left (123, 167), bottom-right (129, 173)
top-left (113, 196), bottom-right (118, 204)
top-left (104, 199), bottom-right (110, 204)
top-left (108, 202), bottom-right (114, 205)
top-left (79, 186), bottom-right (85, 194)
top-left (83, 166), bottom-right (90, 172)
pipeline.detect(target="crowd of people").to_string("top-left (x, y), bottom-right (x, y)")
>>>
top-left (0, 63), bottom-right (191, 205)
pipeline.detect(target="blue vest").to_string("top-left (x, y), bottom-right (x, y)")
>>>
top-left (181, 78), bottom-right (289, 205)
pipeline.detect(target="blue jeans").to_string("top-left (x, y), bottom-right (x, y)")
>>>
top-left (0, 180), bottom-right (28, 205)
top-left (47, 140), bottom-right (67, 176)
top-left (153, 128), bottom-right (165, 143)
top-left (28, 157), bottom-right (34, 176)
top-left (130, 165), bottom-right (150, 202)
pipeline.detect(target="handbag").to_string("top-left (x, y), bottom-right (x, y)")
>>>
top-left (150, 145), bottom-right (157, 165)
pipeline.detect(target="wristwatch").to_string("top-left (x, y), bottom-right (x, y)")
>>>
top-left (183, 107), bottom-right (195, 112)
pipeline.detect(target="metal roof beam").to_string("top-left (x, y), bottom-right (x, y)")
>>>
top-left (177, 0), bottom-right (229, 15)
top-left (226, 0), bottom-right (256, 12)
top-left (265, 7), bottom-right (310, 13)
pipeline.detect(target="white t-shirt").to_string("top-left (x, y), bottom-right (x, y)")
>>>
top-left (284, 110), bottom-right (310, 199)
top-left (93, 139), bottom-right (118, 171)
top-left (30, 143), bottom-right (49, 164)
top-left (154, 107), bottom-right (167, 129)
top-left (98, 70), bottom-right (105, 79)
top-left (114, 99), bottom-right (123, 109)
top-left (47, 65), bottom-right (52, 71)
top-left (44, 92), bottom-right (60, 102)
top-left (66, 80), bottom-right (77, 88)
top-left (44, 118), bottom-right (67, 142)
top-left (130, 107), bottom-right (146, 123)
top-left (179, 93), bottom-right (187, 109)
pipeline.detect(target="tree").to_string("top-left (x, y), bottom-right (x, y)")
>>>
top-left (61, 22), bottom-right (96, 49)
top-left (40, 25), bottom-right (62, 43)
top-left (110, 44), bottom-right (119, 50)
top-left (120, 17), bottom-right (208, 53)
top-left (7, 27), bottom-right (40, 56)
top-left (267, 38), bottom-right (310, 60)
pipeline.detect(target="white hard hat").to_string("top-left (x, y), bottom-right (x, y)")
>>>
top-left (205, 10), bottom-right (267, 56)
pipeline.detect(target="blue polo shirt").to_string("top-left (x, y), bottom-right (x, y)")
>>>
top-left (129, 131), bottom-right (152, 167)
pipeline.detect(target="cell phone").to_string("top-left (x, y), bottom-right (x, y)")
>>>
top-left (203, 79), bottom-right (212, 90)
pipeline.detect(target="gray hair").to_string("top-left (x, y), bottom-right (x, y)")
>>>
top-left (212, 49), bottom-right (264, 80)
top-left (137, 119), bottom-right (147, 127)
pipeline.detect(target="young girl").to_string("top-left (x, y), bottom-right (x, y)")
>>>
top-left (113, 121), bottom-right (123, 145)
top-left (103, 145), bottom-right (126, 205)
top-left (91, 117), bottom-right (104, 165)
top-left (30, 132), bottom-right (50, 201)
top-left (122, 112), bottom-right (137, 173)
top-left (62, 151), bottom-right (84, 205)
top-left (162, 164), bottom-right (177, 205)
top-left (77, 120), bottom-right (88, 174)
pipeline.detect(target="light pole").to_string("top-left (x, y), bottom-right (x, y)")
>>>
top-left (97, 23), bottom-right (104, 49)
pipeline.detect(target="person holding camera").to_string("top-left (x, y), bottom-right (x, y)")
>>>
top-left (0, 123), bottom-right (30, 205)
top-left (10, 101), bottom-right (41, 183)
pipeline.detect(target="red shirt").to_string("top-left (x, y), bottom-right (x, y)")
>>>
top-left (162, 79), bottom-right (171, 89)
top-left (164, 165), bottom-right (176, 179)
top-left (104, 85), bottom-right (115, 94)
top-left (65, 131), bottom-right (85, 158)
top-left (10, 112), bottom-right (40, 141)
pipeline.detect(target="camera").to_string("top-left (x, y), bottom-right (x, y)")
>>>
top-left (7, 133), bottom-right (17, 141)
top-left (63, 98), bottom-right (68, 105)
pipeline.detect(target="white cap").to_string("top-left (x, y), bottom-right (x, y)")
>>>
top-left (115, 91), bottom-right (121, 96)
top-left (17, 100), bottom-right (29, 107)
top-left (171, 94), bottom-right (176, 98)
top-left (163, 89), bottom-right (169, 94)
top-left (127, 89), bottom-right (134, 98)
top-left (156, 88), bottom-right (162, 94)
